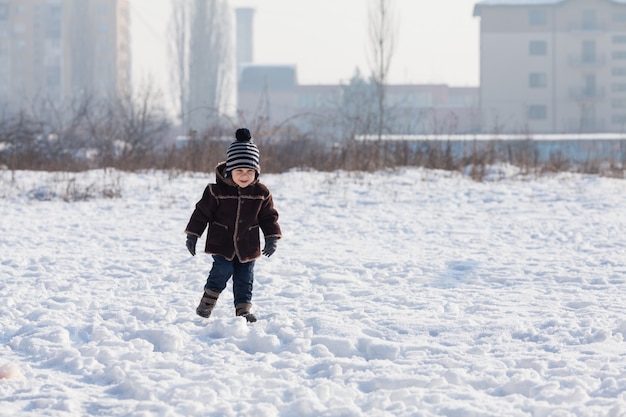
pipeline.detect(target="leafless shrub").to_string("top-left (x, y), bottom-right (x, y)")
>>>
top-left (252, 132), bottom-right (625, 181)
top-left (541, 151), bottom-right (570, 174)
top-left (0, 85), bottom-right (171, 173)
top-left (21, 169), bottom-right (122, 202)
top-left (1, 89), bottom-right (624, 190)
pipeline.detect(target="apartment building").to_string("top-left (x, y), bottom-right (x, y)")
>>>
top-left (233, 7), bottom-right (479, 137)
top-left (0, 0), bottom-right (130, 114)
top-left (237, 65), bottom-right (480, 136)
top-left (474, 0), bottom-right (626, 134)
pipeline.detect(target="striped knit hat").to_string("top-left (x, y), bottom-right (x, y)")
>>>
top-left (225, 128), bottom-right (261, 176)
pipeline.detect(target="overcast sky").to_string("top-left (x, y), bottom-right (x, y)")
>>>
top-left (130, 0), bottom-right (480, 94)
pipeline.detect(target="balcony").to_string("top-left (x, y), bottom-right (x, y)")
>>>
top-left (568, 86), bottom-right (605, 100)
top-left (568, 22), bottom-right (606, 32)
top-left (568, 54), bottom-right (606, 67)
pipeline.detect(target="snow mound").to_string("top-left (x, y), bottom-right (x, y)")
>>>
top-left (0, 363), bottom-right (25, 381)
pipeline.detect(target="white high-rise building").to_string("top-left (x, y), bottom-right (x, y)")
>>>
top-left (474, 0), bottom-right (626, 133)
top-left (0, 0), bottom-right (130, 114)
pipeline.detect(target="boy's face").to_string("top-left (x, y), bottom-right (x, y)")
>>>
top-left (231, 168), bottom-right (256, 188)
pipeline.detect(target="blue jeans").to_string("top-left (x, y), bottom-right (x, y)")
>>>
top-left (205, 255), bottom-right (255, 306)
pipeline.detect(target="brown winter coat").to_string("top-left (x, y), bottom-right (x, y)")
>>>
top-left (185, 162), bottom-right (282, 263)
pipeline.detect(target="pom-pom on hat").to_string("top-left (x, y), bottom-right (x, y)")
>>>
top-left (235, 128), bottom-right (251, 141)
top-left (225, 128), bottom-right (261, 176)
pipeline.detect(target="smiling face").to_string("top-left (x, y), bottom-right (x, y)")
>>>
top-left (231, 168), bottom-right (256, 188)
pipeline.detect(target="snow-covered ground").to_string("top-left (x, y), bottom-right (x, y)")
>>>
top-left (1, 167), bottom-right (625, 417)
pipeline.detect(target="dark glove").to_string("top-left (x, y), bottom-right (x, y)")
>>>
top-left (186, 234), bottom-right (198, 256)
top-left (262, 236), bottom-right (278, 257)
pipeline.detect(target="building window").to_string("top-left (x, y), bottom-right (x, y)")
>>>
top-left (611, 114), bottom-right (626, 124)
top-left (0, 5), bottom-right (8, 20)
top-left (614, 13), bottom-right (626, 22)
top-left (612, 83), bottom-right (626, 92)
top-left (581, 10), bottom-right (597, 30)
top-left (582, 40), bottom-right (596, 63)
top-left (529, 72), bottom-right (547, 88)
top-left (46, 5), bottom-right (62, 39)
top-left (528, 105), bottom-right (547, 120)
top-left (529, 40), bottom-right (547, 56)
top-left (612, 99), bottom-right (626, 109)
top-left (613, 35), bottom-right (626, 44)
top-left (613, 51), bottom-right (626, 60)
top-left (529, 9), bottom-right (547, 25)
top-left (46, 66), bottom-right (61, 88)
top-left (613, 67), bottom-right (626, 76)
top-left (583, 74), bottom-right (597, 97)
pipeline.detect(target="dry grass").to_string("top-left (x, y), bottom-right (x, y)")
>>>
top-left (0, 108), bottom-right (624, 196)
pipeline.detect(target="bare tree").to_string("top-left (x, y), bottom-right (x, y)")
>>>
top-left (187, 0), bottom-right (232, 131)
top-left (340, 69), bottom-right (377, 139)
top-left (169, 0), bottom-right (191, 130)
top-left (115, 84), bottom-right (171, 165)
top-left (168, 0), bottom-right (231, 132)
top-left (367, 0), bottom-right (398, 140)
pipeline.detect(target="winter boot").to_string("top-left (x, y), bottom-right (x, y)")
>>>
top-left (196, 289), bottom-right (220, 318)
top-left (235, 303), bottom-right (257, 323)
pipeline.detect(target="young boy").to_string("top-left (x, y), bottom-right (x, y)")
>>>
top-left (184, 128), bottom-right (281, 322)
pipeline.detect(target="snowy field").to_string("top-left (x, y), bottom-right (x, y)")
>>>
top-left (1, 167), bottom-right (626, 417)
